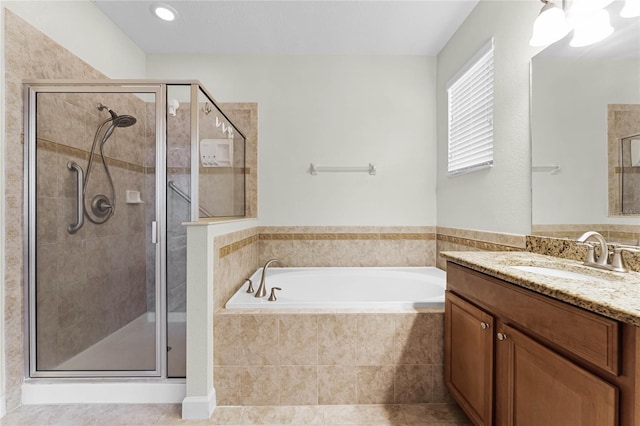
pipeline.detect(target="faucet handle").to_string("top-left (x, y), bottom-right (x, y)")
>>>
top-left (577, 242), bottom-right (596, 264)
top-left (609, 245), bottom-right (640, 272)
top-left (268, 287), bottom-right (282, 302)
top-left (245, 278), bottom-right (254, 293)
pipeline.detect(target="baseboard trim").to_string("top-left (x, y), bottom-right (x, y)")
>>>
top-left (181, 388), bottom-right (216, 420)
top-left (21, 382), bottom-right (185, 405)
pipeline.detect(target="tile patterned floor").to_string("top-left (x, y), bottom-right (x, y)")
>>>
top-left (2, 403), bottom-right (471, 425)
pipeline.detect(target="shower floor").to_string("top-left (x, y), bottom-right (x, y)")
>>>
top-left (56, 313), bottom-right (186, 377)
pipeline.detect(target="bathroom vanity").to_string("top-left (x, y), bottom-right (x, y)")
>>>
top-left (442, 251), bottom-right (640, 426)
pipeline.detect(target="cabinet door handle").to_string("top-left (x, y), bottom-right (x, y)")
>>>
top-left (480, 322), bottom-right (489, 330)
top-left (497, 332), bottom-right (507, 341)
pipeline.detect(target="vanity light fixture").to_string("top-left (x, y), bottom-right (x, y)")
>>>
top-left (529, 0), bottom-right (571, 47)
top-left (530, 0), bottom-right (623, 47)
top-left (151, 3), bottom-right (178, 22)
top-left (621, 0), bottom-right (640, 17)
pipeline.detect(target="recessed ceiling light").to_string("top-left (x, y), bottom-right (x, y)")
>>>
top-left (151, 3), bottom-right (178, 22)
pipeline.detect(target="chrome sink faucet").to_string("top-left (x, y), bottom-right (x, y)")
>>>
top-left (255, 258), bottom-right (283, 298)
top-left (577, 231), bottom-right (640, 273)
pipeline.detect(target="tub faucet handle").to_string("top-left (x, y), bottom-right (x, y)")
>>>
top-left (268, 287), bottom-right (282, 302)
top-left (245, 278), bottom-right (254, 293)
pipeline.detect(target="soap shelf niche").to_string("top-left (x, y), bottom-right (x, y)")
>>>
top-left (125, 190), bottom-right (144, 204)
top-left (309, 163), bottom-right (376, 176)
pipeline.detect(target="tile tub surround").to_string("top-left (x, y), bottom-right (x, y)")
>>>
top-left (441, 250), bottom-right (640, 326)
top-left (213, 311), bottom-right (450, 406)
top-left (214, 227), bottom-right (260, 311)
top-left (435, 227), bottom-right (526, 270)
top-left (2, 402), bottom-right (471, 425)
top-left (257, 226), bottom-right (437, 268)
top-left (527, 234), bottom-right (640, 273)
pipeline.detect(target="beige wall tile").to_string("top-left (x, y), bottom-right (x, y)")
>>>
top-left (213, 367), bottom-right (241, 406)
top-left (279, 366), bottom-right (318, 405)
top-left (239, 315), bottom-right (279, 366)
top-left (318, 365), bottom-right (357, 405)
top-left (239, 366), bottom-right (280, 405)
top-left (214, 314), bottom-right (240, 366)
top-left (395, 313), bottom-right (444, 365)
top-left (355, 366), bottom-right (395, 404)
top-left (356, 315), bottom-right (395, 365)
top-left (279, 315), bottom-right (318, 365)
top-left (318, 314), bottom-right (357, 366)
top-left (394, 364), bottom-right (432, 403)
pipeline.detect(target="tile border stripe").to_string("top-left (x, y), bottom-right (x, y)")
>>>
top-left (437, 234), bottom-right (523, 252)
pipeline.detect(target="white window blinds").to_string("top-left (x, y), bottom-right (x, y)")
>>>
top-left (447, 39), bottom-right (494, 175)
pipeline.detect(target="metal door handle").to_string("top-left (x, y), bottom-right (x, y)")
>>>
top-left (480, 322), bottom-right (489, 330)
top-left (497, 332), bottom-right (507, 341)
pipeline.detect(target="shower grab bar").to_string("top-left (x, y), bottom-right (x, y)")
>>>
top-left (309, 163), bottom-right (376, 175)
top-left (168, 180), bottom-right (213, 217)
top-left (67, 161), bottom-right (84, 234)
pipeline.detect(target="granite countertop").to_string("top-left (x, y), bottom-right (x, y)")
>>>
top-left (441, 251), bottom-right (640, 327)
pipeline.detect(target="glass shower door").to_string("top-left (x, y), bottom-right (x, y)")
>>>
top-left (27, 85), bottom-right (164, 376)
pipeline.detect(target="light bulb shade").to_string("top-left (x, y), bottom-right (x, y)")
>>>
top-left (529, 2), bottom-right (571, 47)
top-left (570, 9), bottom-right (614, 47)
top-left (621, 0), bottom-right (640, 17)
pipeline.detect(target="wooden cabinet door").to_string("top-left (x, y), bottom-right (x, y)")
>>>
top-left (445, 291), bottom-right (494, 426)
top-left (495, 324), bottom-right (618, 426)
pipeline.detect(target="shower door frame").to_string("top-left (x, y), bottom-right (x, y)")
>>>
top-left (24, 81), bottom-right (168, 378)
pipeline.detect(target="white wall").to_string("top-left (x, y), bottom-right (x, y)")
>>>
top-left (4, 0), bottom-right (145, 79)
top-left (532, 56), bottom-right (640, 225)
top-left (436, 0), bottom-right (542, 235)
top-left (147, 55), bottom-right (437, 226)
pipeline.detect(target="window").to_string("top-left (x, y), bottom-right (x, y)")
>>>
top-left (447, 38), bottom-right (494, 175)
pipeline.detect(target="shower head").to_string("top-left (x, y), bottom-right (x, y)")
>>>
top-left (112, 114), bottom-right (137, 128)
top-left (97, 103), bottom-right (137, 127)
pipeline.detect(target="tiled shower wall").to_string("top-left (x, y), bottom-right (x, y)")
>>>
top-left (35, 92), bottom-right (149, 369)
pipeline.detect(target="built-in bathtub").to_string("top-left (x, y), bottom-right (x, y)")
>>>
top-left (225, 267), bottom-right (446, 309)
top-left (215, 266), bottom-right (450, 406)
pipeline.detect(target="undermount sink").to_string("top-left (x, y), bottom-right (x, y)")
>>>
top-left (510, 265), bottom-right (604, 282)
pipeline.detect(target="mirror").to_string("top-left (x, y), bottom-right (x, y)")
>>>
top-left (530, 1), bottom-right (640, 244)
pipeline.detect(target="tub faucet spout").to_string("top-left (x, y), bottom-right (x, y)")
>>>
top-left (255, 259), bottom-right (283, 298)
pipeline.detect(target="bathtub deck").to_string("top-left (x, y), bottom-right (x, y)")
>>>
top-left (2, 402), bottom-right (471, 425)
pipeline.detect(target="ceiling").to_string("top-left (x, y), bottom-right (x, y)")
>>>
top-left (93, 0), bottom-right (479, 55)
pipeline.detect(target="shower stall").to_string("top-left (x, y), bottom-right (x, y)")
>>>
top-left (24, 81), bottom-right (246, 379)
